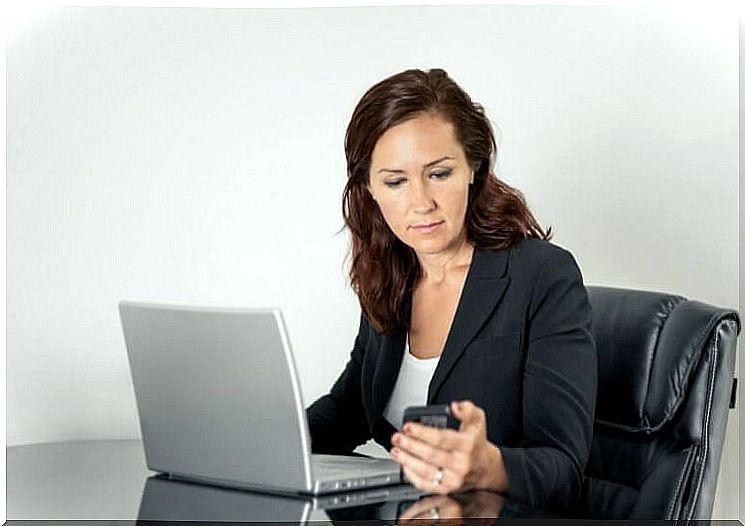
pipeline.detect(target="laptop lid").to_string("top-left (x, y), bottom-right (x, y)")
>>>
top-left (119, 301), bottom-right (314, 494)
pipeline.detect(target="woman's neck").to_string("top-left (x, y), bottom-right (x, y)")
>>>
top-left (415, 237), bottom-right (475, 285)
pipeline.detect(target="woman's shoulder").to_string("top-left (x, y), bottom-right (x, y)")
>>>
top-left (509, 237), bottom-right (575, 262)
top-left (479, 237), bottom-right (581, 279)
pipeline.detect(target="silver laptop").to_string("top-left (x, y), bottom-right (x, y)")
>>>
top-left (119, 301), bottom-right (402, 496)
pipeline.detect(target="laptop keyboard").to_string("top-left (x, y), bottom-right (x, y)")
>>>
top-left (313, 454), bottom-right (392, 468)
top-left (312, 454), bottom-right (401, 493)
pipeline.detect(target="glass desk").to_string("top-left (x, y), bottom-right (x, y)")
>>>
top-left (6, 439), bottom-right (553, 522)
top-left (5, 440), bottom-right (735, 525)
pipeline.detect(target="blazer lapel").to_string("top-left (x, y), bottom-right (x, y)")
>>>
top-left (427, 246), bottom-right (511, 402)
top-left (372, 331), bottom-right (406, 415)
top-left (370, 246), bottom-right (511, 422)
top-left (371, 295), bottom-right (410, 419)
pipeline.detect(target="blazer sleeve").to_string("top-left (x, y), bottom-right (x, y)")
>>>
top-left (498, 248), bottom-right (598, 509)
top-left (305, 312), bottom-right (373, 454)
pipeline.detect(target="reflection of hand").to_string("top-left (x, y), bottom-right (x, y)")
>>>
top-left (391, 401), bottom-right (507, 494)
top-left (396, 494), bottom-right (464, 526)
top-left (456, 490), bottom-right (505, 520)
top-left (395, 491), bottom-right (505, 526)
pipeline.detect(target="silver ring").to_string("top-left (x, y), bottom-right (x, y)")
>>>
top-left (430, 507), bottom-right (440, 520)
top-left (432, 466), bottom-right (444, 485)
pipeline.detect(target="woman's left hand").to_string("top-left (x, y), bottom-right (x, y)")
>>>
top-left (390, 400), bottom-right (508, 494)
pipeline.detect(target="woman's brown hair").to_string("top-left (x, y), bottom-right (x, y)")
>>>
top-left (342, 68), bottom-right (551, 334)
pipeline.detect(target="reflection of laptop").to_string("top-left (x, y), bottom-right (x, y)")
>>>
top-left (119, 301), bottom-right (401, 496)
top-left (137, 474), bottom-right (423, 522)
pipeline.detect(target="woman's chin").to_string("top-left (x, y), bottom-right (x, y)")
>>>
top-left (408, 239), bottom-right (454, 256)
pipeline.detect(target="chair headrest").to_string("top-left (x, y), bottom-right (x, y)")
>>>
top-left (586, 286), bottom-right (740, 434)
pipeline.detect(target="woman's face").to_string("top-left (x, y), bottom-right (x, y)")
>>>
top-left (368, 113), bottom-right (473, 257)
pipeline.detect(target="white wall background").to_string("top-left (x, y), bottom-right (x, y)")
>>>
top-left (6, 5), bottom-right (740, 519)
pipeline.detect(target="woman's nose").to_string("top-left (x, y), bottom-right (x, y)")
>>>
top-left (410, 180), bottom-right (436, 213)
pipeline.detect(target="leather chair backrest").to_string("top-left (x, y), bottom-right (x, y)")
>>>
top-left (580, 286), bottom-right (739, 520)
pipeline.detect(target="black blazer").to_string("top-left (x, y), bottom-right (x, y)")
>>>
top-left (306, 238), bottom-right (598, 509)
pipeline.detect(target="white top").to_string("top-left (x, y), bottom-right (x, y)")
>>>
top-left (382, 334), bottom-right (441, 430)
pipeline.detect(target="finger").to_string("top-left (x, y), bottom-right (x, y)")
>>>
top-left (451, 400), bottom-right (485, 429)
top-left (395, 431), bottom-right (470, 479)
top-left (395, 448), bottom-right (457, 495)
top-left (401, 463), bottom-right (449, 495)
top-left (394, 445), bottom-right (437, 482)
top-left (404, 422), bottom-right (469, 451)
top-left (393, 431), bottom-right (453, 469)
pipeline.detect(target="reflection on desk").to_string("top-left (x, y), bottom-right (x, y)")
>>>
top-left (8, 439), bottom-right (694, 525)
top-left (138, 474), bottom-right (425, 522)
top-left (139, 473), bottom-right (559, 523)
top-left (7, 440), bottom-right (528, 523)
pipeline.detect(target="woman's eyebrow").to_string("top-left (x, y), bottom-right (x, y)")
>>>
top-left (376, 156), bottom-right (455, 175)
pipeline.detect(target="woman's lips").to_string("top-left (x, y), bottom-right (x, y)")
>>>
top-left (412, 220), bottom-right (444, 233)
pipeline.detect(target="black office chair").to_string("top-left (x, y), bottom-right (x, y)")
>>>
top-left (578, 286), bottom-right (740, 520)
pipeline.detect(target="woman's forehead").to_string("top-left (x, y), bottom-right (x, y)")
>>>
top-left (371, 116), bottom-right (466, 168)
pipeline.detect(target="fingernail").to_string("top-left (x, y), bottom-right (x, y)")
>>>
top-left (391, 447), bottom-right (399, 458)
top-left (403, 423), bottom-right (412, 434)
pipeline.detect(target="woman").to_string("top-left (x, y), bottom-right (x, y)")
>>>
top-left (306, 68), bottom-right (597, 510)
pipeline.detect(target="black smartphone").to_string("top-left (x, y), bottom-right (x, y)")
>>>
top-left (403, 404), bottom-right (459, 430)
top-left (397, 405), bottom-right (459, 484)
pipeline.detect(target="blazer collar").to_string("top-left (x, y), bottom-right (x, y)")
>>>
top-left (427, 245), bottom-right (511, 402)
top-left (371, 245), bottom-right (512, 419)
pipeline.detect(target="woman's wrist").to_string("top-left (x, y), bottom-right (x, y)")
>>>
top-left (479, 442), bottom-right (509, 493)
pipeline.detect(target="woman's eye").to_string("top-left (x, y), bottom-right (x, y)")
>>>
top-left (430, 170), bottom-right (452, 179)
top-left (384, 179), bottom-right (405, 188)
